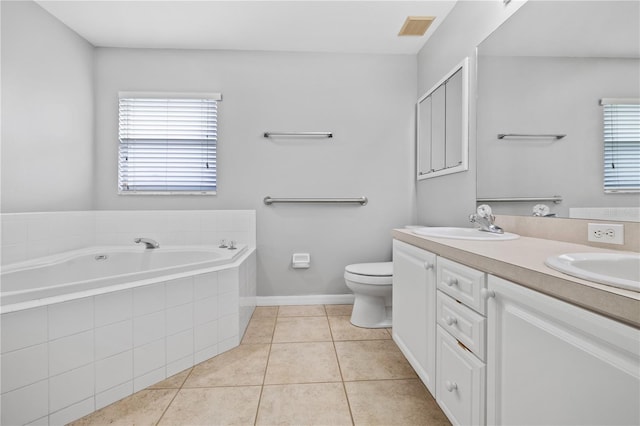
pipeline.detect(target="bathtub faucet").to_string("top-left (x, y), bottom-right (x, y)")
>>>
top-left (134, 237), bottom-right (160, 249)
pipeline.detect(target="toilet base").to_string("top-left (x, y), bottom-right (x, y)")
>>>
top-left (350, 295), bottom-right (392, 329)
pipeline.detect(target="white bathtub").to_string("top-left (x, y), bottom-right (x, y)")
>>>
top-left (0, 243), bottom-right (256, 425)
top-left (1, 244), bottom-right (246, 311)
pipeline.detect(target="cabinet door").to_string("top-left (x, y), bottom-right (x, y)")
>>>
top-left (392, 239), bottom-right (437, 394)
top-left (487, 275), bottom-right (640, 426)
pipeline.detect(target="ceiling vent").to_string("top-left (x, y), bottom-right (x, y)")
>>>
top-left (398, 16), bottom-right (435, 36)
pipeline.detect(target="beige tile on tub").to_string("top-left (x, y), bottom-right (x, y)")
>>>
top-left (277, 305), bottom-right (326, 317)
top-left (328, 315), bottom-right (391, 341)
top-left (335, 340), bottom-right (417, 381)
top-left (272, 316), bottom-right (332, 343)
top-left (241, 316), bottom-right (276, 344)
top-left (264, 342), bottom-right (341, 385)
top-left (345, 379), bottom-right (450, 426)
top-left (256, 383), bottom-right (353, 426)
top-left (69, 389), bottom-right (178, 426)
top-left (159, 386), bottom-right (262, 426)
top-left (183, 343), bottom-right (270, 387)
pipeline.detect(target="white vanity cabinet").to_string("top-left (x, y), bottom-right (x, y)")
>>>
top-left (392, 239), bottom-right (437, 394)
top-left (487, 275), bottom-right (640, 426)
top-left (435, 257), bottom-right (487, 426)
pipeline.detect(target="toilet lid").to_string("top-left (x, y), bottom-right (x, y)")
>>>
top-left (345, 262), bottom-right (393, 277)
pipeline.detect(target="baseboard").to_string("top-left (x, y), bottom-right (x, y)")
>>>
top-left (256, 294), bottom-right (355, 306)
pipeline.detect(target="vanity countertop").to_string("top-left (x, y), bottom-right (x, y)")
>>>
top-left (392, 229), bottom-right (640, 328)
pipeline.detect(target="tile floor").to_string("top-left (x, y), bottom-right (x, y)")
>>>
top-left (71, 305), bottom-right (450, 425)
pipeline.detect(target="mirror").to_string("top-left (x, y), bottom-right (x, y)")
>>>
top-left (417, 57), bottom-right (469, 180)
top-left (476, 1), bottom-right (640, 221)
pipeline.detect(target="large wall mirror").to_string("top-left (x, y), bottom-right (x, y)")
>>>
top-left (476, 1), bottom-right (640, 222)
top-left (417, 57), bottom-right (469, 180)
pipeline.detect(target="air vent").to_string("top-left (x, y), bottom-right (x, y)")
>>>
top-left (398, 16), bottom-right (435, 36)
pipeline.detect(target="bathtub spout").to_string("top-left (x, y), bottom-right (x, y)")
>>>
top-left (134, 237), bottom-right (160, 249)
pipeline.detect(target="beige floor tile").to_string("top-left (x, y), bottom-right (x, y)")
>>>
top-left (69, 389), bottom-right (177, 426)
top-left (277, 304), bottom-right (326, 317)
top-left (265, 342), bottom-right (342, 384)
top-left (158, 386), bottom-right (262, 426)
top-left (345, 379), bottom-right (450, 426)
top-left (147, 368), bottom-right (192, 389)
top-left (329, 316), bottom-right (391, 341)
top-left (252, 306), bottom-right (279, 318)
top-left (256, 383), bottom-right (353, 426)
top-left (335, 340), bottom-right (417, 381)
top-left (242, 316), bottom-right (276, 344)
top-left (272, 316), bottom-right (332, 343)
top-left (325, 304), bottom-right (354, 316)
top-left (184, 343), bottom-right (270, 387)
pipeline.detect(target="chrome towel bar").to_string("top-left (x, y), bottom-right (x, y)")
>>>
top-left (477, 196), bottom-right (563, 204)
top-left (263, 131), bottom-right (333, 138)
top-left (263, 196), bottom-right (368, 206)
top-left (498, 133), bottom-right (566, 140)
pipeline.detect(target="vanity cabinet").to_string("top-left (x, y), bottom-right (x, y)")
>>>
top-left (435, 258), bottom-right (487, 426)
top-left (392, 239), bottom-right (437, 394)
top-left (487, 275), bottom-right (640, 426)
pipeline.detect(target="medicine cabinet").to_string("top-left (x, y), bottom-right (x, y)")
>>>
top-left (417, 57), bottom-right (469, 180)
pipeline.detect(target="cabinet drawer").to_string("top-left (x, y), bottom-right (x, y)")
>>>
top-left (437, 257), bottom-right (486, 314)
top-left (437, 291), bottom-right (486, 361)
top-left (436, 326), bottom-right (486, 426)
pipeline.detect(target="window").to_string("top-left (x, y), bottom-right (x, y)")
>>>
top-left (602, 98), bottom-right (640, 192)
top-left (118, 92), bottom-right (221, 194)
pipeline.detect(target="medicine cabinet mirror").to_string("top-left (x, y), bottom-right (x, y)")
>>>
top-left (417, 57), bottom-right (469, 180)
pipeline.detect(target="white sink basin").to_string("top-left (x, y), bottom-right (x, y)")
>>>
top-left (545, 253), bottom-right (640, 292)
top-left (412, 227), bottom-right (520, 241)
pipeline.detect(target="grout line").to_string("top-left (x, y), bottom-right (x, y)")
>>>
top-left (327, 310), bottom-right (356, 426)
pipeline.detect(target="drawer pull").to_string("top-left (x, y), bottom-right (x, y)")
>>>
top-left (481, 288), bottom-right (496, 299)
top-left (445, 316), bottom-right (458, 326)
top-left (445, 381), bottom-right (458, 392)
top-left (424, 261), bottom-right (434, 270)
top-left (445, 277), bottom-right (458, 287)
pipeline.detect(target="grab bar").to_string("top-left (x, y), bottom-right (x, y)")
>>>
top-left (477, 196), bottom-right (563, 204)
top-left (498, 133), bottom-right (566, 140)
top-left (263, 132), bottom-right (333, 138)
top-left (263, 196), bottom-right (368, 206)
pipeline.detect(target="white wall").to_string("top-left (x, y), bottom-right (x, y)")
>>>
top-left (1, 0), bottom-right (94, 213)
top-left (415, 0), bottom-right (526, 226)
top-left (93, 48), bottom-right (416, 297)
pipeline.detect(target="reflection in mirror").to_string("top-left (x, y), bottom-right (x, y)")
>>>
top-left (476, 1), bottom-right (640, 221)
top-left (417, 57), bottom-right (468, 180)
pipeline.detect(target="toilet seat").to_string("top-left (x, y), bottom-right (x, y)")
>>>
top-left (344, 262), bottom-right (393, 286)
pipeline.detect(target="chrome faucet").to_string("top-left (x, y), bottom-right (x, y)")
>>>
top-left (134, 237), bottom-right (160, 249)
top-left (469, 204), bottom-right (504, 234)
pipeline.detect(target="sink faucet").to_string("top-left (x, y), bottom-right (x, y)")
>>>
top-left (469, 206), bottom-right (504, 234)
top-left (134, 237), bottom-right (160, 249)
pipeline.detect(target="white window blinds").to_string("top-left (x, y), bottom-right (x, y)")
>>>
top-left (118, 93), bottom-right (220, 194)
top-left (602, 98), bottom-right (640, 192)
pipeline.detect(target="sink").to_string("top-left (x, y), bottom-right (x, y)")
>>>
top-left (545, 253), bottom-right (640, 292)
top-left (412, 227), bottom-right (520, 241)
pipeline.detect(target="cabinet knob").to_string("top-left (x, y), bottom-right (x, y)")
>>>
top-left (445, 381), bottom-right (458, 392)
top-left (445, 316), bottom-right (458, 326)
top-left (445, 277), bottom-right (458, 287)
top-left (424, 261), bottom-right (434, 270)
top-left (481, 288), bottom-right (496, 299)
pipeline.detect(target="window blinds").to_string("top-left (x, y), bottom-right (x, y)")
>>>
top-left (602, 99), bottom-right (640, 192)
top-left (118, 94), bottom-right (220, 194)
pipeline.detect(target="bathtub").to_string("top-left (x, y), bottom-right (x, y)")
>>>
top-left (0, 243), bottom-right (256, 425)
top-left (1, 244), bottom-right (247, 311)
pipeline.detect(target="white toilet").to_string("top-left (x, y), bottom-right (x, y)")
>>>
top-left (344, 262), bottom-right (393, 328)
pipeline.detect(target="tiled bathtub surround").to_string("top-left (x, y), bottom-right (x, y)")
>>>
top-left (0, 251), bottom-right (257, 425)
top-left (1, 210), bottom-right (257, 265)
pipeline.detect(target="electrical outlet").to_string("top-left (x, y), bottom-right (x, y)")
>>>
top-left (587, 223), bottom-right (624, 245)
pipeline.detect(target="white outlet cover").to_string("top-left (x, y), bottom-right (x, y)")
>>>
top-left (587, 223), bottom-right (624, 245)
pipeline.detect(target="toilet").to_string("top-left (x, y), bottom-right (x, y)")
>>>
top-left (344, 262), bottom-right (393, 328)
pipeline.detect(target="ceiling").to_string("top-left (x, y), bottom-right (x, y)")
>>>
top-left (35, 0), bottom-right (458, 55)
